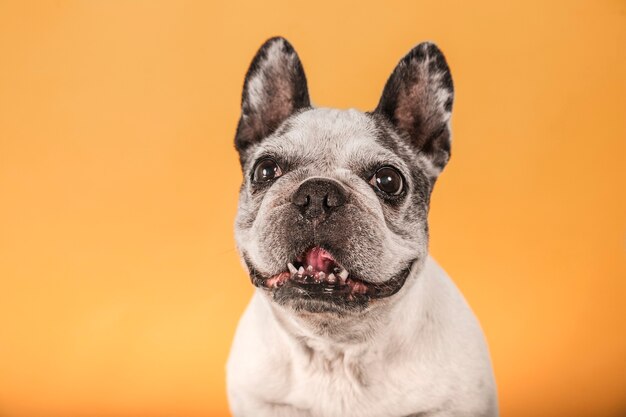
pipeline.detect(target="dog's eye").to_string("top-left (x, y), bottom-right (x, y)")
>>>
top-left (252, 158), bottom-right (283, 183)
top-left (370, 166), bottom-right (403, 195)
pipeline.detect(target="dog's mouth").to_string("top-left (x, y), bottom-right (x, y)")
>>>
top-left (248, 247), bottom-right (413, 302)
top-left (267, 247), bottom-right (368, 296)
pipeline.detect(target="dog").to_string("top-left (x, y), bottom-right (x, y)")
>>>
top-left (226, 37), bottom-right (498, 417)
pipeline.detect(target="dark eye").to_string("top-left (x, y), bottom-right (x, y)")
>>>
top-left (253, 158), bottom-right (282, 183)
top-left (370, 166), bottom-right (404, 195)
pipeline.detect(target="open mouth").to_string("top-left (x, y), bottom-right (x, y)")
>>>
top-left (249, 247), bottom-right (413, 300)
top-left (265, 247), bottom-right (368, 296)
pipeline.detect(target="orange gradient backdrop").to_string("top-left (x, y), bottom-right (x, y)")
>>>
top-left (1, 1), bottom-right (625, 416)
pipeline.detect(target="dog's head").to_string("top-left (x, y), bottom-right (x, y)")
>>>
top-left (233, 37), bottom-right (453, 315)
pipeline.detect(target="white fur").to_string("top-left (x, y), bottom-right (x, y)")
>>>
top-left (229, 39), bottom-right (494, 416)
top-left (227, 256), bottom-right (498, 417)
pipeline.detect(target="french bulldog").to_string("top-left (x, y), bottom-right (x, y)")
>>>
top-left (226, 37), bottom-right (498, 417)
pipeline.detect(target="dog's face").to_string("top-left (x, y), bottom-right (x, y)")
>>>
top-left (233, 37), bottom-right (453, 314)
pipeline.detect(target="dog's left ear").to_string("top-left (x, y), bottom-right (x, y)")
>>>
top-left (235, 37), bottom-right (310, 163)
top-left (374, 42), bottom-right (454, 175)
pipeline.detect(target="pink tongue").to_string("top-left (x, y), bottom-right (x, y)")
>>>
top-left (305, 247), bottom-right (336, 273)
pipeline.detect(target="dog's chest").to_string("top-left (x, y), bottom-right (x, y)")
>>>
top-left (279, 341), bottom-right (408, 417)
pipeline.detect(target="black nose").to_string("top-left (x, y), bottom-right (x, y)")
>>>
top-left (291, 178), bottom-right (348, 220)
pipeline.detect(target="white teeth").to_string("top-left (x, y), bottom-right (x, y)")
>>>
top-left (286, 262), bottom-right (348, 285)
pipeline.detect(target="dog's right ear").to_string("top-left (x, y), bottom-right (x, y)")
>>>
top-left (235, 37), bottom-right (310, 164)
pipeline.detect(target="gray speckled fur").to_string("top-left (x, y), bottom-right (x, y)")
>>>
top-left (227, 37), bottom-right (498, 417)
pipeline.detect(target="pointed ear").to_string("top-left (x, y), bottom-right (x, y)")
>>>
top-left (235, 37), bottom-right (310, 162)
top-left (374, 42), bottom-right (454, 175)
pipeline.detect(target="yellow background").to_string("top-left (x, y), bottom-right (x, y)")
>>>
top-left (1, 1), bottom-right (625, 416)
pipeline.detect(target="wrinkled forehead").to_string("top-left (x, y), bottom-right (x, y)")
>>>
top-left (248, 108), bottom-right (401, 169)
